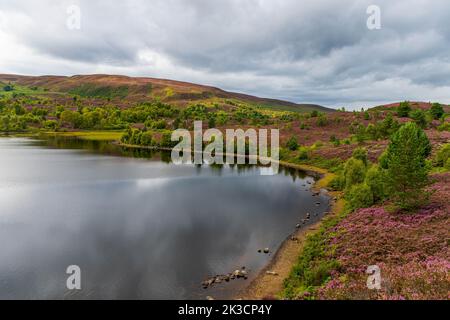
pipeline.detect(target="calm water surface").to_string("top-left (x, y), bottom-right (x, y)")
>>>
top-left (0, 137), bottom-right (330, 299)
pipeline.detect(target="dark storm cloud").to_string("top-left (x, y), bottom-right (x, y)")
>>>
top-left (0, 0), bottom-right (449, 108)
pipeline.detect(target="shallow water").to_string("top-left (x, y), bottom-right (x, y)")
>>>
top-left (0, 137), bottom-right (330, 299)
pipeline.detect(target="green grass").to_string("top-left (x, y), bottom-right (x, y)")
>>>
top-left (44, 130), bottom-right (124, 141)
top-left (283, 200), bottom-right (348, 299)
top-left (0, 83), bottom-right (48, 98)
top-left (69, 84), bottom-right (129, 99)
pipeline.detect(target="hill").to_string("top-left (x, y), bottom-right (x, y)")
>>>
top-left (0, 74), bottom-right (332, 113)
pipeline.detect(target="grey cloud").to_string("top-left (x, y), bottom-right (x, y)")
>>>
top-left (0, 0), bottom-right (450, 108)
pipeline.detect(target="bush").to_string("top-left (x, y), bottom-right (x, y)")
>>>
top-left (316, 115), bottom-right (328, 127)
top-left (298, 147), bottom-right (309, 160)
top-left (3, 85), bottom-right (13, 92)
top-left (352, 147), bottom-right (368, 166)
top-left (397, 101), bottom-right (411, 117)
top-left (148, 119), bottom-right (167, 129)
top-left (366, 123), bottom-right (378, 140)
top-left (43, 120), bottom-right (59, 130)
top-left (365, 165), bottom-right (386, 202)
top-left (140, 131), bottom-right (153, 146)
top-left (430, 103), bottom-right (444, 120)
top-left (346, 183), bottom-right (374, 210)
top-left (445, 158), bottom-right (450, 170)
top-left (343, 158), bottom-right (366, 190)
top-left (437, 122), bottom-right (450, 132)
top-left (410, 109), bottom-right (427, 128)
top-left (329, 175), bottom-right (345, 191)
top-left (286, 136), bottom-right (299, 151)
top-left (434, 144), bottom-right (450, 167)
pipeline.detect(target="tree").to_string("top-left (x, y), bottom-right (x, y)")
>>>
top-left (346, 183), bottom-right (374, 210)
top-left (430, 103), bottom-right (444, 120)
top-left (208, 116), bottom-right (216, 129)
top-left (3, 84), bottom-right (14, 92)
top-left (60, 110), bottom-right (82, 128)
top-left (378, 112), bottom-right (399, 138)
top-left (366, 123), bottom-right (378, 140)
top-left (286, 136), bottom-right (299, 151)
top-left (365, 165), bottom-right (386, 202)
top-left (410, 109), bottom-right (427, 129)
top-left (352, 147), bottom-right (368, 166)
top-left (316, 115), bottom-right (328, 127)
top-left (433, 143), bottom-right (450, 167)
top-left (383, 122), bottom-right (431, 210)
top-left (397, 101), bottom-right (411, 117)
top-left (343, 158), bottom-right (366, 190)
top-left (355, 124), bottom-right (366, 143)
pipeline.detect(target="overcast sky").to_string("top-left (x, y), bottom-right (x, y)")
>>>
top-left (0, 0), bottom-right (449, 109)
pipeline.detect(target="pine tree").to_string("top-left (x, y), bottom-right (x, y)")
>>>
top-left (383, 122), bottom-right (431, 210)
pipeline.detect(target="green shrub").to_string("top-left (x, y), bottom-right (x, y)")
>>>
top-left (366, 123), bottom-right (378, 140)
top-left (329, 175), bottom-right (345, 191)
top-left (346, 183), bottom-right (374, 210)
top-left (316, 115), bottom-right (328, 127)
top-left (430, 103), bottom-right (444, 120)
top-left (286, 136), bottom-right (299, 151)
top-left (343, 158), bottom-right (366, 190)
top-left (437, 122), bottom-right (450, 132)
top-left (43, 120), bottom-right (59, 130)
top-left (397, 101), bottom-right (411, 117)
top-left (140, 131), bottom-right (153, 146)
top-left (410, 109), bottom-right (427, 128)
top-left (298, 147), bottom-right (309, 160)
top-left (445, 158), bottom-right (450, 170)
top-left (365, 165), bottom-right (386, 202)
top-left (352, 147), bottom-right (368, 166)
top-left (434, 144), bottom-right (450, 167)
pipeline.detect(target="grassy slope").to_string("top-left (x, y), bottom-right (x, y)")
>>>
top-left (0, 74), bottom-right (333, 113)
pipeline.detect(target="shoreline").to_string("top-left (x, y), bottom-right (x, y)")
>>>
top-left (234, 166), bottom-right (342, 300)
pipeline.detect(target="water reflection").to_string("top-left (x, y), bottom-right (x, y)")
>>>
top-left (0, 137), bottom-right (329, 300)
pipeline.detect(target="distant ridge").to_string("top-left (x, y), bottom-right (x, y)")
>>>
top-left (0, 74), bottom-right (333, 113)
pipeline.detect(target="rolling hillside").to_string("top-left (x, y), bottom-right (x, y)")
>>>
top-left (0, 74), bottom-right (332, 113)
